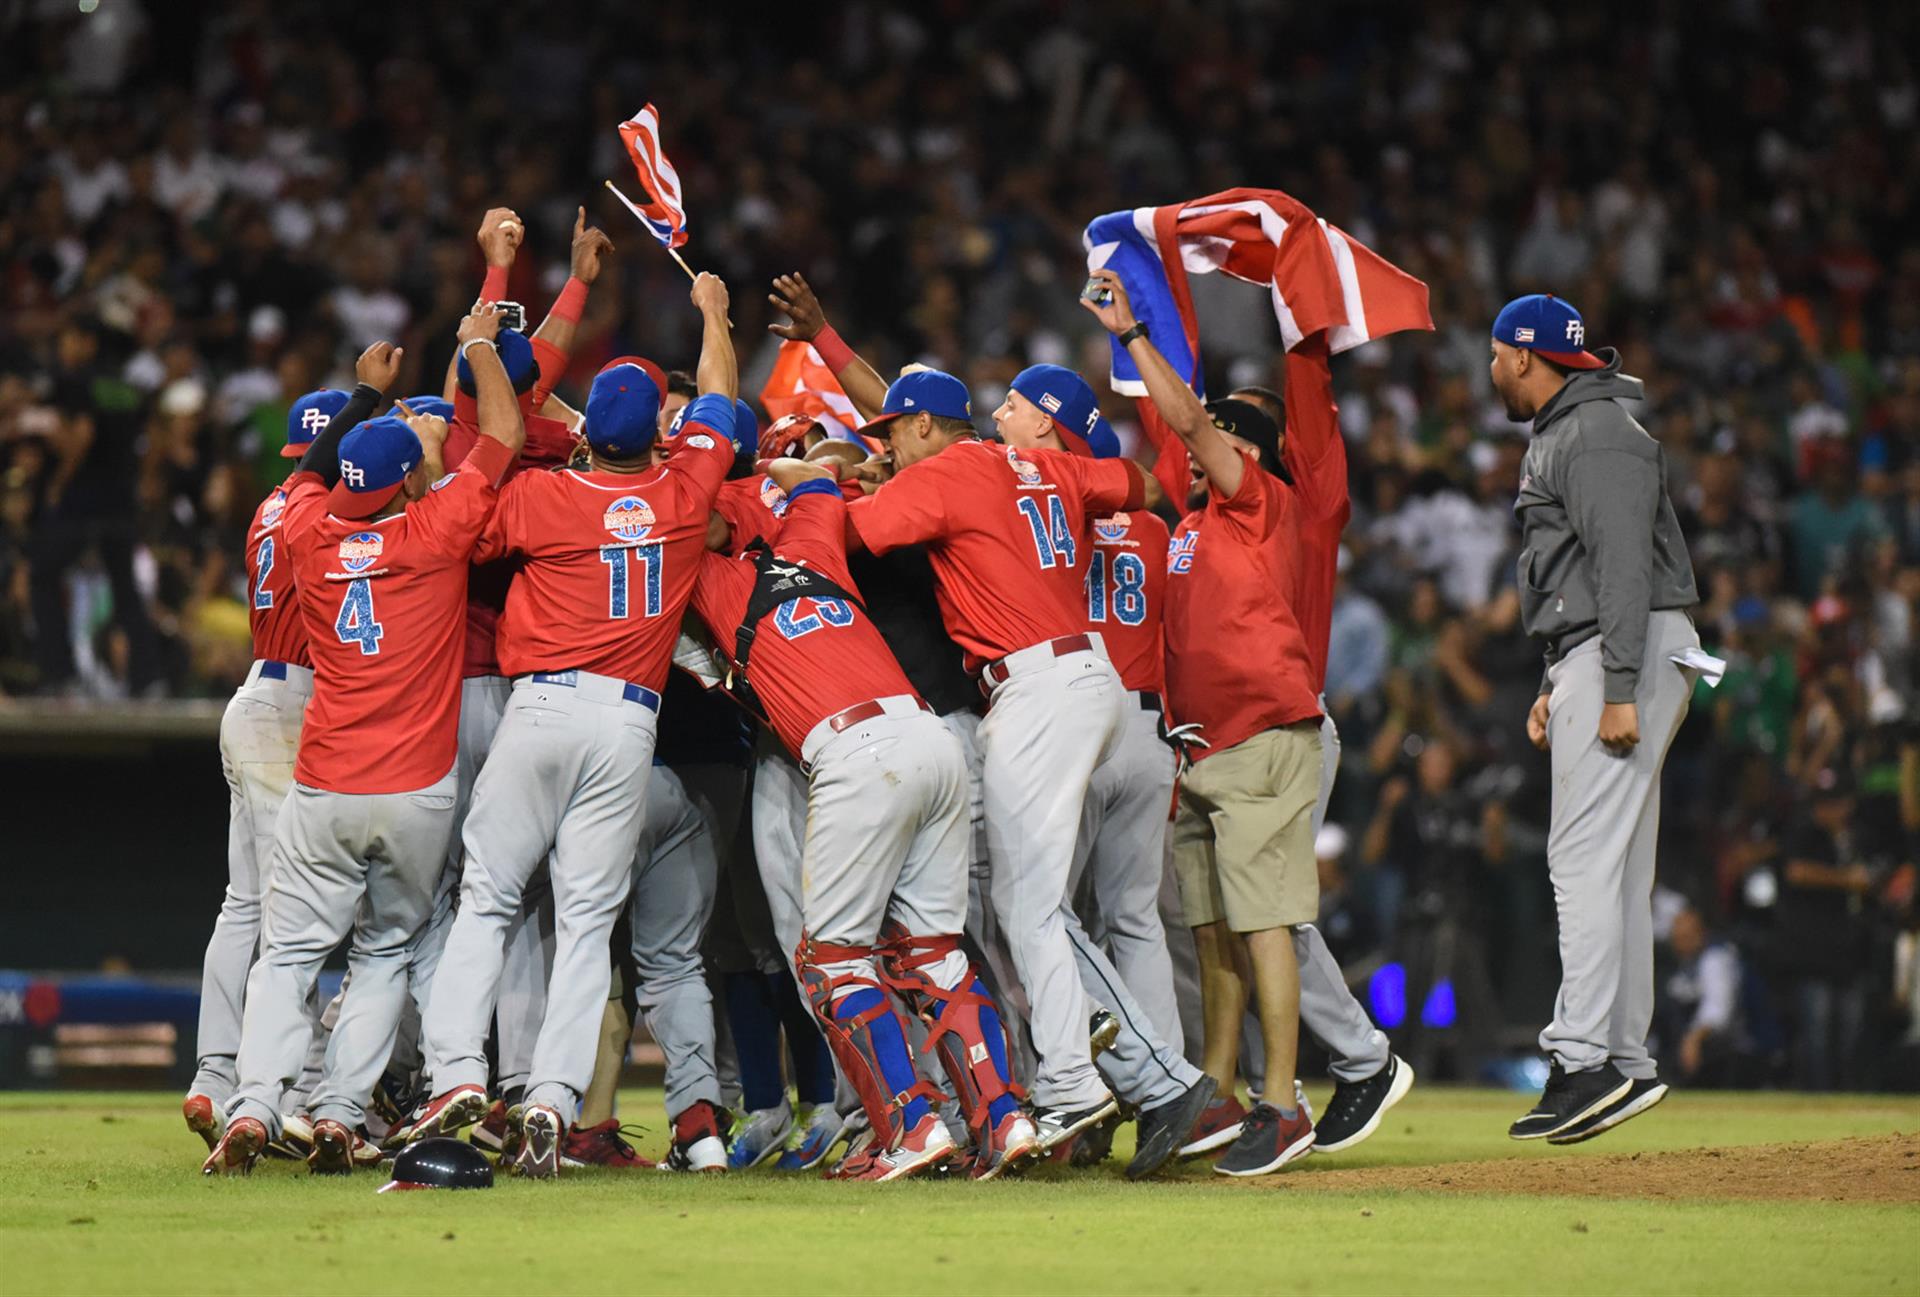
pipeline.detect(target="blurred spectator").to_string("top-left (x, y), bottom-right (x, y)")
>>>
top-left (1778, 771), bottom-right (1876, 1090)
top-left (1657, 904), bottom-right (1748, 1087)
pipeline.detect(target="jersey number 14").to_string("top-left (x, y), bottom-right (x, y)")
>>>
top-left (1017, 494), bottom-right (1077, 570)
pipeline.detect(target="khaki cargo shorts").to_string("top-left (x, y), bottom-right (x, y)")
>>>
top-left (1172, 723), bottom-right (1322, 932)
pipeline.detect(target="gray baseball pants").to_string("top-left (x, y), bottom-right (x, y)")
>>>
top-left (630, 762), bottom-right (722, 1120)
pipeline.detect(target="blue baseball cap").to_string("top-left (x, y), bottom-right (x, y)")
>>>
top-left (585, 363), bottom-right (663, 459)
top-left (731, 398), bottom-right (759, 454)
top-left (1491, 294), bottom-right (1605, 370)
top-left (1008, 363), bottom-right (1119, 458)
top-left (455, 328), bottom-right (538, 396)
top-left (399, 394), bottom-right (453, 422)
top-left (284, 388), bottom-right (350, 458)
top-left (858, 369), bottom-right (973, 436)
top-left (328, 415), bottom-right (423, 519)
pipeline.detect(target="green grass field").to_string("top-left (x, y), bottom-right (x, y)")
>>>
top-left (3, 1087), bottom-right (1915, 1296)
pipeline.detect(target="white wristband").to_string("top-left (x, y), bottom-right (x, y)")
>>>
top-left (461, 337), bottom-right (497, 361)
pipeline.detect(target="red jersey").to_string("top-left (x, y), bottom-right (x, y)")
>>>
top-left (713, 473), bottom-right (791, 555)
top-left (1279, 337), bottom-right (1350, 693)
top-left (1085, 508), bottom-right (1169, 696)
top-left (847, 440), bottom-right (1144, 670)
top-left (445, 409), bottom-right (581, 678)
top-left (475, 417), bottom-right (733, 688)
top-left (692, 485), bottom-right (919, 757)
top-left (1165, 462), bottom-right (1321, 759)
top-left (245, 480), bottom-right (312, 669)
top-left (282, 435), bottom-right (513, 794)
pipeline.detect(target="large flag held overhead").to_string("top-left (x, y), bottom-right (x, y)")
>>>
top-left (1083, 187), bottom-right (1433, 398)
top-left (615, 104), bottom-right (690, 250)
top-left (760, 339), bottom-right (871, 447)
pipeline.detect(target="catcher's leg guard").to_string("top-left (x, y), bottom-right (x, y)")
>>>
top-left (796, 933), bottom-right (942, 1148)
top-left (878, 923), bottom-right (1020, 1141)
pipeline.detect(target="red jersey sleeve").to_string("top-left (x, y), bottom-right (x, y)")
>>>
top-left (1280, 334), bottom-right (1349, 525)
top-left (1211, 459), bottom-right (1289, 544)
top-left (846, 451), bottom-right (963, 554)
top-left (279, 473), bottom-right (328, 549)
top-left (1134, 397), bottom-right (1193, 507)
top-left (775, 482), bottom-right (857, 588)
top-left (409, 435), bottom-right (513, 561)
top-left (471, 469), bottom-right (536, 564)
top-left (1037, 447), bottom-right (1144, 516)
top-left (668, 420), bottom-right (737, 505)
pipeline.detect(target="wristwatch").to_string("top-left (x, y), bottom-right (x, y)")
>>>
top-left (1115, 322), bottom-right (1150, 346)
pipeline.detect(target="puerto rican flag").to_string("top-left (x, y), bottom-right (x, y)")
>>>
top-left (1083, 188), bottom-right (1432, 398)
top-left (760, 340), bottom-right (880, 450)
top-left (614, 105), bottom-right (689, 249)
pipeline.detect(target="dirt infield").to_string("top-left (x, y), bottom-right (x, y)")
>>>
top-left (1267, 1133), bottom-right (1920, 1203)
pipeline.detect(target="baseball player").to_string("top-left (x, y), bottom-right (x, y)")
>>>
top-left (201, 306), bottom-right (526, 1176)
top-left (1492, 293), bottom-right (1704, 1144)
top-left (841, 368), bottom-right (1153, 1154)
top-left (690, 457), bottom-right (1036, 1181)
top-left (183, 382), bottom-right (355, 1150)
top-left (414, 272), bottom-right (737, 1179)
top-left (988, 363), bottom-right (1218, 1176)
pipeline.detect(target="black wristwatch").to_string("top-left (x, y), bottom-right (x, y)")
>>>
top-left (1115, 322), bottom-right (1150, 346)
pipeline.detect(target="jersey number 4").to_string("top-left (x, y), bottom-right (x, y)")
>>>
top-left (600, 543), bottom-right (663, 619)
top-left (1087, 551), bottom-right (1148, 625)
top-left (1017, 494), bottom-right (1076, 570)
top-left (334, 578), bottom-right (384, 655)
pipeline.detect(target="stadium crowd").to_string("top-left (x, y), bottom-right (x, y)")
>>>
top-left (2, 0), bottom-right (1917, 1096)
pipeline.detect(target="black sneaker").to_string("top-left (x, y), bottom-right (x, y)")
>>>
top-left (1313, 1054), bottom-right (1415, 1154)
top-left (1547, 1075), bottom-right (1669, 1145)
top-left (1213, 1102), bottom-right (1315, 1177)
top-left (1508, 1062), bottom-right (1632, 1141)
top-left (1069, 1113), bottom-right (1119, 1167)
top-left (1032, 1095), bottom-right (1121, 1155)
top-left (1126, 1074), bottom-right (1217, 1180)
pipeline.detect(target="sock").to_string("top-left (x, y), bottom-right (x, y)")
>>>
top-left (975, 981), bottom-right (1018, 1126)
top-left (722, 970), bottom-right (787, 1112)
top-left (833, 988), bottom-right (927, 1130)
top-left (772, 972), bottom-right (837, 1105)
top-left (1277, 1105), bottom-right (1298, 1120)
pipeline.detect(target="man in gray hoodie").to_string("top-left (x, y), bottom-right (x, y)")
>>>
top-left (1491, 294), bottom-right (1703, 1146)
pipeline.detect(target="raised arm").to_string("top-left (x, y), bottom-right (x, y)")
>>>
top-left (529, 205), bottom-right (614, 394)
top-left (692, 272), bottom-right (736, 400)
top-left (1082, 267), bottom-right (1244, 498)
top-left (768, 272), bottom-right (888, 422)
top-left (298, 340), bottom-right (402, 486)
top-left (442, 207), bottom-right (525, 400)
top-left (458, 304), bottom-right (527, 458)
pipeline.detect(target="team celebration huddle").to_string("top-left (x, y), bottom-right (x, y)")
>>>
top-left (183, 110), bottom-right (1702, 1187)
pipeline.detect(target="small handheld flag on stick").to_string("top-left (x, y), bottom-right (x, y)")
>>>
top-left (604, 180), bottom-right (697, 282)
top-left (616, 104), bottom-right (689, 249)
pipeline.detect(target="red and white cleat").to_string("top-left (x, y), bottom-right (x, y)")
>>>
top-left (971, 1110), bottom-right (1041, 1182)
top-left (182, 1095), bottom-right (222, 1152)
top-left (561, 1119), bottom-right (656, 1170)
top-left (201, 1116), bottom-right (267, 1177)
top-left (398, 1085), bottom-right (489, 1146)
top-left (829, 1112), bottom-right (956, 1182)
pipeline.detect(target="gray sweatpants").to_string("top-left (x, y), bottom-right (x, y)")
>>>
top-left (228, 768), bottom-right (457, 1134)
top-left (1540, 610), bottom-right (1699, 1078)
top-left (192, 661), bottom-right (311, 1105)
top-left (424, 671), bottom-right (658, 1115)
top-left (630, 763), bottom-right (722, 1121)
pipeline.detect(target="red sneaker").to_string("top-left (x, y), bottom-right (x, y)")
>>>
top-left (201, 1116), bottom-right (267, 1177)
top-left (182, 1094), bottom-right (221, 1152)
top-left (561, 1119), bottom-right (657, 1170)
top-left (1179, 1092), bottom-right (1248, 1158)
top-left (972, 1111), bottom-right (1040, 1181)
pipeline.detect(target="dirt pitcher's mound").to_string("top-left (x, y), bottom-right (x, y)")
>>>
top-left (1261, 1132), bottom-right (1920, 1203)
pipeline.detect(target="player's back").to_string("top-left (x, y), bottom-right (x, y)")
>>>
top-left (1084, 508), bottom-right (1169, 697)
top-left (713, 472), bottom-right (791, 555)
top-left (484, 433), bottom-right (732, 691)
top-left (245, 481), bottom-right (312, 669)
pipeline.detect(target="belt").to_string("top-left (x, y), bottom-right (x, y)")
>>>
top-left (1134, 690), bottom-right (1163, 714)
top-left (826, 696), bottom-right (934, 734)
top-left (528, 670), bottom-right (662, 712)
top-left (259, 660), bottom-right (290, 681)
top-left (980, 632), bottom-right (1095, 691)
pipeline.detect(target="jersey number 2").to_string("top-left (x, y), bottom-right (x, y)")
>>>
top-left (1017, 495), bottom-right (1076, 570)
top-left (600, 543), bottom-right (663, 619)
top-left (1087, 551), bottom-right (1147, 625)
top-left (253, 536), bottom-right (275, 610)
top-left (334, 578), bottom-right (383, 655)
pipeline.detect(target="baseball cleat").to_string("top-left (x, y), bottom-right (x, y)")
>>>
top-left (1179, 1092), bottom-right (1248, 1157)
top-left (308, 1119), bottom-right (356, 1176)
top-left (201, 1116), bottom-right (268, 1177)
top-left (828, 1112), bottom-right (955, 1182)
top-left (776, 1102), bottom-right (847, 1171)
top-left (270, 1112), bottom-right (315, 1160)
top-left (561, 1118), bottom-right (656, 1169)
top-left (1031, 1093), bottom-right (1121, 1156)
top-left (400, 1084), bottom-right (489, 1147)
top-left (1089, 1010), bottom-right (1120, 1058)
top-left (1313, 1054), bottom-right (1413, 1154)
top-left (727, 1099), bottom-right (795, 1170)
top-left (182, 1095), bottom-right (222, 1152)
top-left (1214, 1102), bottom-right (1316, 1177)
top-left (661, 1100), bottom-right (729, 1173)
top-left (472, 1100), bottom-right (526, 1161)
top-left (1509, 1062), bottom-right (1632, 1141)
top-left (1130, 1074), bottom-right (1218, 1179)
top-left (971, 1111), bottom-right (1041, 1181)
top-left (513, 1105), bottom-right (563, 1180)
top-left (1547, 1076), bottom-right (1669, 1145)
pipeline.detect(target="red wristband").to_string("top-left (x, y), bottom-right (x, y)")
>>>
top-left (813, 324), bottom-right (856, 372)
top-left (551, 276), bottom-right (588, 324)
top-left (481, 265), bottom-right (509, 303)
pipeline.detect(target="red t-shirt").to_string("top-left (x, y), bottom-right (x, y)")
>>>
top-left (1085, 508), bottom-right (1169, 696)
top-left (713, 473), bottom-right (791, 556)
top-left (245, 479), bottom-right (312, 669)
top-left (1165, 462), bottom-right (1321, 758)
top-left (444, 410), bottom-right (581, 678)
top-left (282, 435), bottom-right (513, 793)
top-left (475, 418), bottom-right (733, 688)
top-left (846, 439), bottom-right (1143, 670)
top-left (691, 486), bottom-right (920, 757)
top-left (1279, 336), bottom-right (1350, 694)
